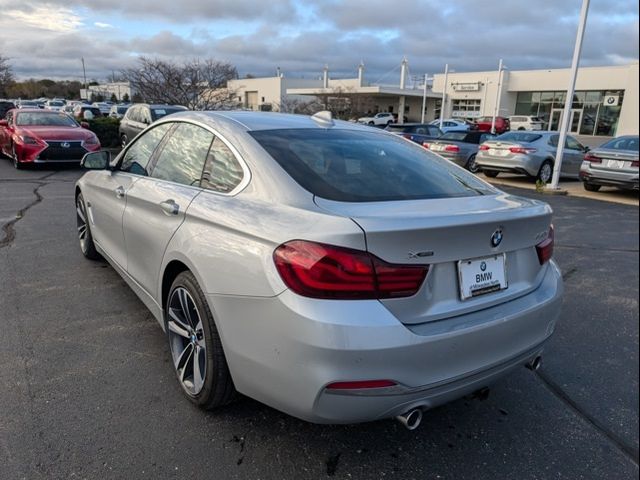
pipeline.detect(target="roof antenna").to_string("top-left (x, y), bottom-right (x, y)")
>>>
top-left (311, 110), bottom-right (334, 128)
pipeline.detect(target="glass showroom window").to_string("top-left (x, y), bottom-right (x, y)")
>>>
top-left (451, 99), bottom-right (481, 118)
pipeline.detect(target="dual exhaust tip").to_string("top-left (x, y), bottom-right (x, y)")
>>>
top-left (395, 355), bottom-right (542, 430)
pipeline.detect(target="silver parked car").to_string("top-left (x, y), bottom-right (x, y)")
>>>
top-left (579, 135), bottom-right (639, 191)
top-left (424, 131), bottom-right (496, 173)
top-left (75, 111), bottom-right (563, 427)
top-left (476, 131), bottom-right (588, 183)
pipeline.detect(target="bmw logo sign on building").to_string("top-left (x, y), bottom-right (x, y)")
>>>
top-left (603, 95), bottom-right (619, 106)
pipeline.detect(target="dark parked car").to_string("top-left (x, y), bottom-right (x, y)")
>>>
top-left (119, 103), bottom-right (188, 146)
top-left (424, 131), bottom-right (496, 173)
top-left (385, 123), bottom-right (443, 145)
top-left (0, 101), bottom-right (16, 118)
top-left (474, 116), bottom-right (510, 134)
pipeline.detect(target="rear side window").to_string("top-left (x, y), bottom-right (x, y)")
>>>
top-left (497, 132), bottom-right (542, 143)
top-left (151, 123), bottom-right (214, 186)
top-left (250, 129), bottom-right (494, 202)
top-left (151, 107), bottom-right (185, 121)
top-left (601, 137), bottom-right (639, 151)
top-left (120, 123), bottom-right (172, 175)
top-left (428, 126), bottom-right (442, 136)
top-left (385, 125), bottom-right (410, 133)
top-left (201, 138), bottom-right (244, 193)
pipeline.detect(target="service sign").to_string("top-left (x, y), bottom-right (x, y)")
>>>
top-left (452, 82), bottom-right (481, 92)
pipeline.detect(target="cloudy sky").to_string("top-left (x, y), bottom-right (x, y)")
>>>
top-left (0, 0), bottom-right (638, 83)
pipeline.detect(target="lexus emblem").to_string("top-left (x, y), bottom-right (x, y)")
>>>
top-left (60, 142), bottom-right (71, 148)
top-left (491, 228), bottom-right (503, 248)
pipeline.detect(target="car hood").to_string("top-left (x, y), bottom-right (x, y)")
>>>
top-left (16, 126), bottom-right (94, 141)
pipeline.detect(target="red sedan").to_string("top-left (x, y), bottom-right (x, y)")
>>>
top-left (473, 116), bottom-right (511, 134)
top-left (0, 109), bottom-right (101, 169)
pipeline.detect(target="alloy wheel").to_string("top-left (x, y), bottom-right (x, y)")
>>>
top-left (167, 287), bottom-right (207, 396)
top-left (76, 197), bottom-right (89, 252)
top-left (539, 163), bottom-right (553, 183)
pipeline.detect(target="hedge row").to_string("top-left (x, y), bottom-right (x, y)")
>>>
top-left (84, 117), bottom-right (120, 148)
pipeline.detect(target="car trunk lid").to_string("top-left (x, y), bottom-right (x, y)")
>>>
top-left (315, 193), bottom-right (553, 324)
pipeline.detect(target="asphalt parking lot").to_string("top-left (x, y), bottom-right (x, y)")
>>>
top-left (0, 160), bottom-right (638, 480)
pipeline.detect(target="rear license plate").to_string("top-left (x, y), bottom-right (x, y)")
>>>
top-left (457, 254), bottom-right (508, 300)
top-left (488, 148), bottom-right (509, 156)
top-left (606, 159), bottom-right (625, 169)
top-left (430, 144), bottom-right (444, 151)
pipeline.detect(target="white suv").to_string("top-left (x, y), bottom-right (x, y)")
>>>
top-left (358, 112), bottom-right (395, 126)
top-left (509, 116), bottom-right (544, 131)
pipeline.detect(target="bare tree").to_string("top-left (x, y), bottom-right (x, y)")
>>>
top-left (0, 54), bottom-right (14, 98)
top-left (122, 57), bottom-right (239, 110)
top-left (277, 97), bottom-right (324, 115)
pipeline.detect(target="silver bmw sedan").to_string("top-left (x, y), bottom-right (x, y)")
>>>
top-left (75, 111), bottom-right (563, 428)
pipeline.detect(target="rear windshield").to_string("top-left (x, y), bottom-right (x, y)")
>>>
top-left (250, 129), bottom-right (494, 202)
top-left (600, 137), bottom-right (639, 152)
top-left (496, 132), bottom-right (542, 143)
top-left (440, 132), bottom-right (468, 142)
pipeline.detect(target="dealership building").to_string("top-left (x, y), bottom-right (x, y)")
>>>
top-left (229, 61), bottom-right (638, 138)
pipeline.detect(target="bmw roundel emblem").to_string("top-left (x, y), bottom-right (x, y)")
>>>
top-left (491, 228), bottom-right (503, 248)
top-left (480, 261), bottom-right (487, 271)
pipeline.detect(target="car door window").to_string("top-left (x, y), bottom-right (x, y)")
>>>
top-left (201, 137), bottom-right (245, 193)
top-left (549, 135), bottom-right (559, 147)
top-left (119, 123), bottom-right (172, 176)
top-left (150, 123), bottom-right (214, 187)
top-left (566, 137), bottom-right (583, 151)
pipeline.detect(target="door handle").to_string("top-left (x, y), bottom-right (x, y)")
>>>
top-left (115, 186), bottom-right (125, 198)
top-left (159, 199), bottom-right (180, 215)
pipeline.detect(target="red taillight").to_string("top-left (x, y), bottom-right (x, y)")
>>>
top-left (536, 225), bottom-right (554, 265)
top-left (632, 160), bottom-right (639, 168)
top-left (509, 147), bottom-right (537, 154)
top-left (479, 144), bottom-right (490, 151)
top-left (444, 144), bottom-right (460, 152)
top-left (584, 152), bottom-right (602, 164)
top-left (326, 380), bottom-right (397, 390)
top-left (422, 142), bottom-right (430, 149)
top-left (273, 240), bottom-right (429, 300)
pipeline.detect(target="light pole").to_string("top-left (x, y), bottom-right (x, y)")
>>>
top-left (439, 64), bottom-right (449, 129)
top-left (548, 0), bottom-right (590, 190)
top-left (490, 59), bottom-right (504, 134)
top-left (421, 73), bottom-right (429, 123)
top-left (81, 57), bottom-right (88, 100)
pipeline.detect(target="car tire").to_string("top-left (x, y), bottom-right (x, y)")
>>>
top-left (537, 160), bottom-right (554, 183)
top-left (518, 127), bottom-right (526, 131)
top-left (368, 121), bottom-right (374, 126)
top-left (76, 193), bottom-right (101, 260)
top-left (483, 170), bottom-right (499, 178)
top-left (120, 134), bottom-right (128, 147)
top-left (583, 182), bottom-right (601, 192)
top-left (466, 154), bottom-right (480, 173)
top-left (166, 271), bottom-right (236, 410)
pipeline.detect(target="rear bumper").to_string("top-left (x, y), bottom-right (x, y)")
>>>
top-left (435, 151), bottom-right (468, 167)
top-left (476, 152), bottom-right (540, 176)
top-left (207, 260), bottom-right (563, 424)
top-left (580, 162), bottom-right (639, 190)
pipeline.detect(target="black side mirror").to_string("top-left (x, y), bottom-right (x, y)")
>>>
top-left (81, 151), bottom-right (111, 170)
top-left (584, 146), bottom-right (590, 152)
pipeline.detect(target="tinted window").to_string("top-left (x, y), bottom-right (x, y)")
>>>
top-left (441, 132), bottom-right (468, 142)
top-left (201, 138), bottom-right (244, 193)
top-left (150, 107), bottom-right (185, 121)
top-left (120, 123), bottom-right (172, 175)
top-left (479, 133), bottom-right (496, 143)
top-left (566, 137), bottom-right (584, 151)
top-left (250, 129), bottom-right (494, 202)
top-left (151, 123), bottom-right (213, 186)
top-left (497, 132), bottom-right (542, 143)
top-left (549, 135), bottom-right (559, 147)
top-left (428, 126), bottom-right (442, 136)
top-left (384, 125), bottom-right (411, 133)
top-left (601, 137), bottom-right (639, 152)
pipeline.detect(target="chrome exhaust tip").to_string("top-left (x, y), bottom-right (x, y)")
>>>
top-left (526, 355), bottom-right (542, 371)
top-left (396, 408), bottom-right (423, 430)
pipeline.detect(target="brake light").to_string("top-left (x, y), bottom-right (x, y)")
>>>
top-left (535, 225), bottom-right (554, 265)
top-left (509, 147), bottom-right (537, 154)
top-left (273, 240), bottom-right (429, 299)
top-left (422, 142), bottom-right (430, 149)
top-left (632, 160), bottom-right (639, 168)
top-left (444, 144), bottom-right (460, 152)
top-left (479, 144), bottom-right (490, 151)
top-left (584, 152), bottom-right (602, 164)
top-left (326, 380), bottom-right (397, 390)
